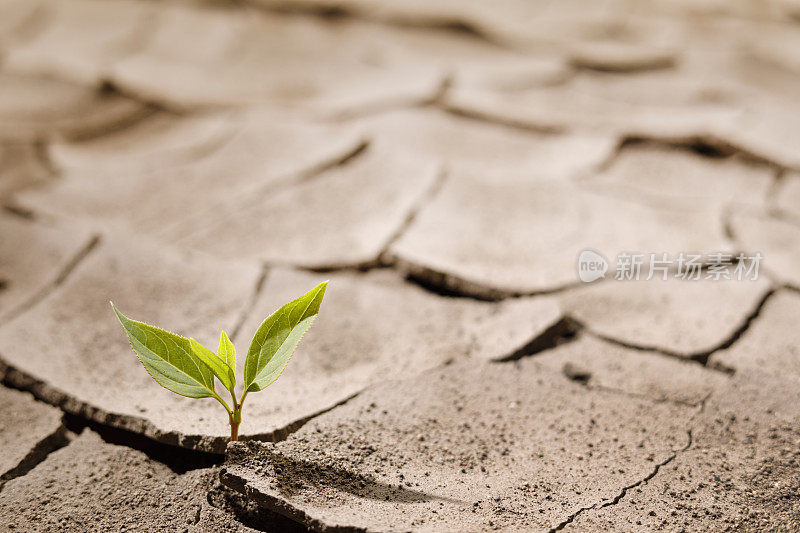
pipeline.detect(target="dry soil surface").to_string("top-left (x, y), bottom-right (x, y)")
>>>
top-left (1, 0), bottom-right (799, 531)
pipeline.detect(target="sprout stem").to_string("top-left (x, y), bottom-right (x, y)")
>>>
top-left (229, 406), bottom-right (242, 442)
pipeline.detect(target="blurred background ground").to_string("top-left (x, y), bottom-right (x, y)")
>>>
top-left (1, 0), bottom-right (800, 531)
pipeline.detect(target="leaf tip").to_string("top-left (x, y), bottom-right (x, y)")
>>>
top-left (110, 301), bottom-right (126, 322)
top-left (317, 280), bottom-right (329, 296)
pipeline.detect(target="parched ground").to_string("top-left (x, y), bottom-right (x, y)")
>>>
top-left (1, 0), bottom-right (800, 531)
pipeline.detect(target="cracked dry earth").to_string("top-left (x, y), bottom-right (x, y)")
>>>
top-left (1, 1), bottom-right (800, 532)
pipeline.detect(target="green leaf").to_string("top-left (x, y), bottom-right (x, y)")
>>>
top-left (190, 338), bottom-right (234, 391)
top-left (112, 303), bottom-right (216, 399)
top-left (243, 281), bottom-right (327, 393)
top-left (218, 330), bottom-right (236, 378)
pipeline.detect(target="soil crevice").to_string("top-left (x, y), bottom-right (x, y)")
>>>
top-left (578, 285), bottom-right (777, 368)
top-left (248, 0), bottom-right (502, 47)
top-left (0, 358), bottom-right (364, 455)
top-left (231, 265), bottom-right (271, 343)
top-left (378, 166), bottom-right (449, 265)
top-left (493, 317), bottom-right (579, 362)
top-left (0, 233), bottom-right (101, 325)
top-left (0, 423), bottom-right (70, 493)
top-left (548, 429), bottom-right (694, 531)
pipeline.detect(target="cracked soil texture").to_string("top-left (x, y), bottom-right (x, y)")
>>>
top-left (1, 0), bottom-right (799, 531)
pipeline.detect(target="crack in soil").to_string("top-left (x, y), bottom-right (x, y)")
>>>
top-left (492, 317), bottom-right (579, 362)
top-left (578, 286), bottom-right (777, 368)
top-left (721, 202), bottom-right (739, 242)
top-left (604, 131), bottom-right (788, 173)
top-left (550, 389), bottom-right (712, 531)
top-left (231, 264), bottom-right (270, 343)
top-left (590, 136), bottom-right (626, 175)
top-left (559, 351), bottom-right (717, 409)
top-left (442, 102), bottom-right (568, 135)
top-left (767, 207), bottom-right (800, 229)
top-left (694, 287), bottom-right (777, 364)
top-left (249, 391), bottom-right (363, 444)
top-left (328, 71), bottom-right (453, 121)
top-left (61, 413), bottom-right (223, 472)
top-left (548, 429), bottom-right (694, 532)
top-left (296, 260), bottom-right (574, 306)
top-left (582, 383), bottom-right (704, 410)
top-left (168, 137), bottom-right (370, 249)
top-left (0, 355), bottom-right (364, 455)
top-left (378, 166), bottom-right (449, 265)
top-left (219, 466), bottom-right (369, 533)
top-left (427, 72), bottom-right (454, 108)
top-left (765, 167), bottom-right (787, 210)
top-left (30, 137), bottom-right (59, 179)
top-left (695, 391), bottom-right (712, 415)
top-left (598, 429), bottom-right (694, 509)
top-left (64, 86), bottom-right (160, 143)
top-left (245, 145), bottom-right (447, 274)
top-left (441, 103), bottom-right (793, 173)
top-left (0, 361), bottom-right (224, 451)
top-left (582, 328), bottom-right (722, 369)
top-left (0, 233), bottom-right (101, 325)
top-left (2, 203), bottom-right (37, 220)
top-left (394, 260), bottom-right (586, 301)
top-left (207, 480), bottom-right (312, 532)
top-left (0, 421), bottom-right (70, 494)
top-left (291, 139), bottom-right (370, 188)
top-left (249, 0), bottom-right (506, 49)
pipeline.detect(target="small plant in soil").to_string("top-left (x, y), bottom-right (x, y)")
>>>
top-left (112, 282), bottom-right (327, 442)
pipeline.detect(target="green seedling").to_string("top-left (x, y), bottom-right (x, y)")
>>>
top-left (112, 282), bottom-right (327, 442)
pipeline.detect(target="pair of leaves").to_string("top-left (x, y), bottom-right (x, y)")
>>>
top-left (113, 281), bottom-right (327, 406)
